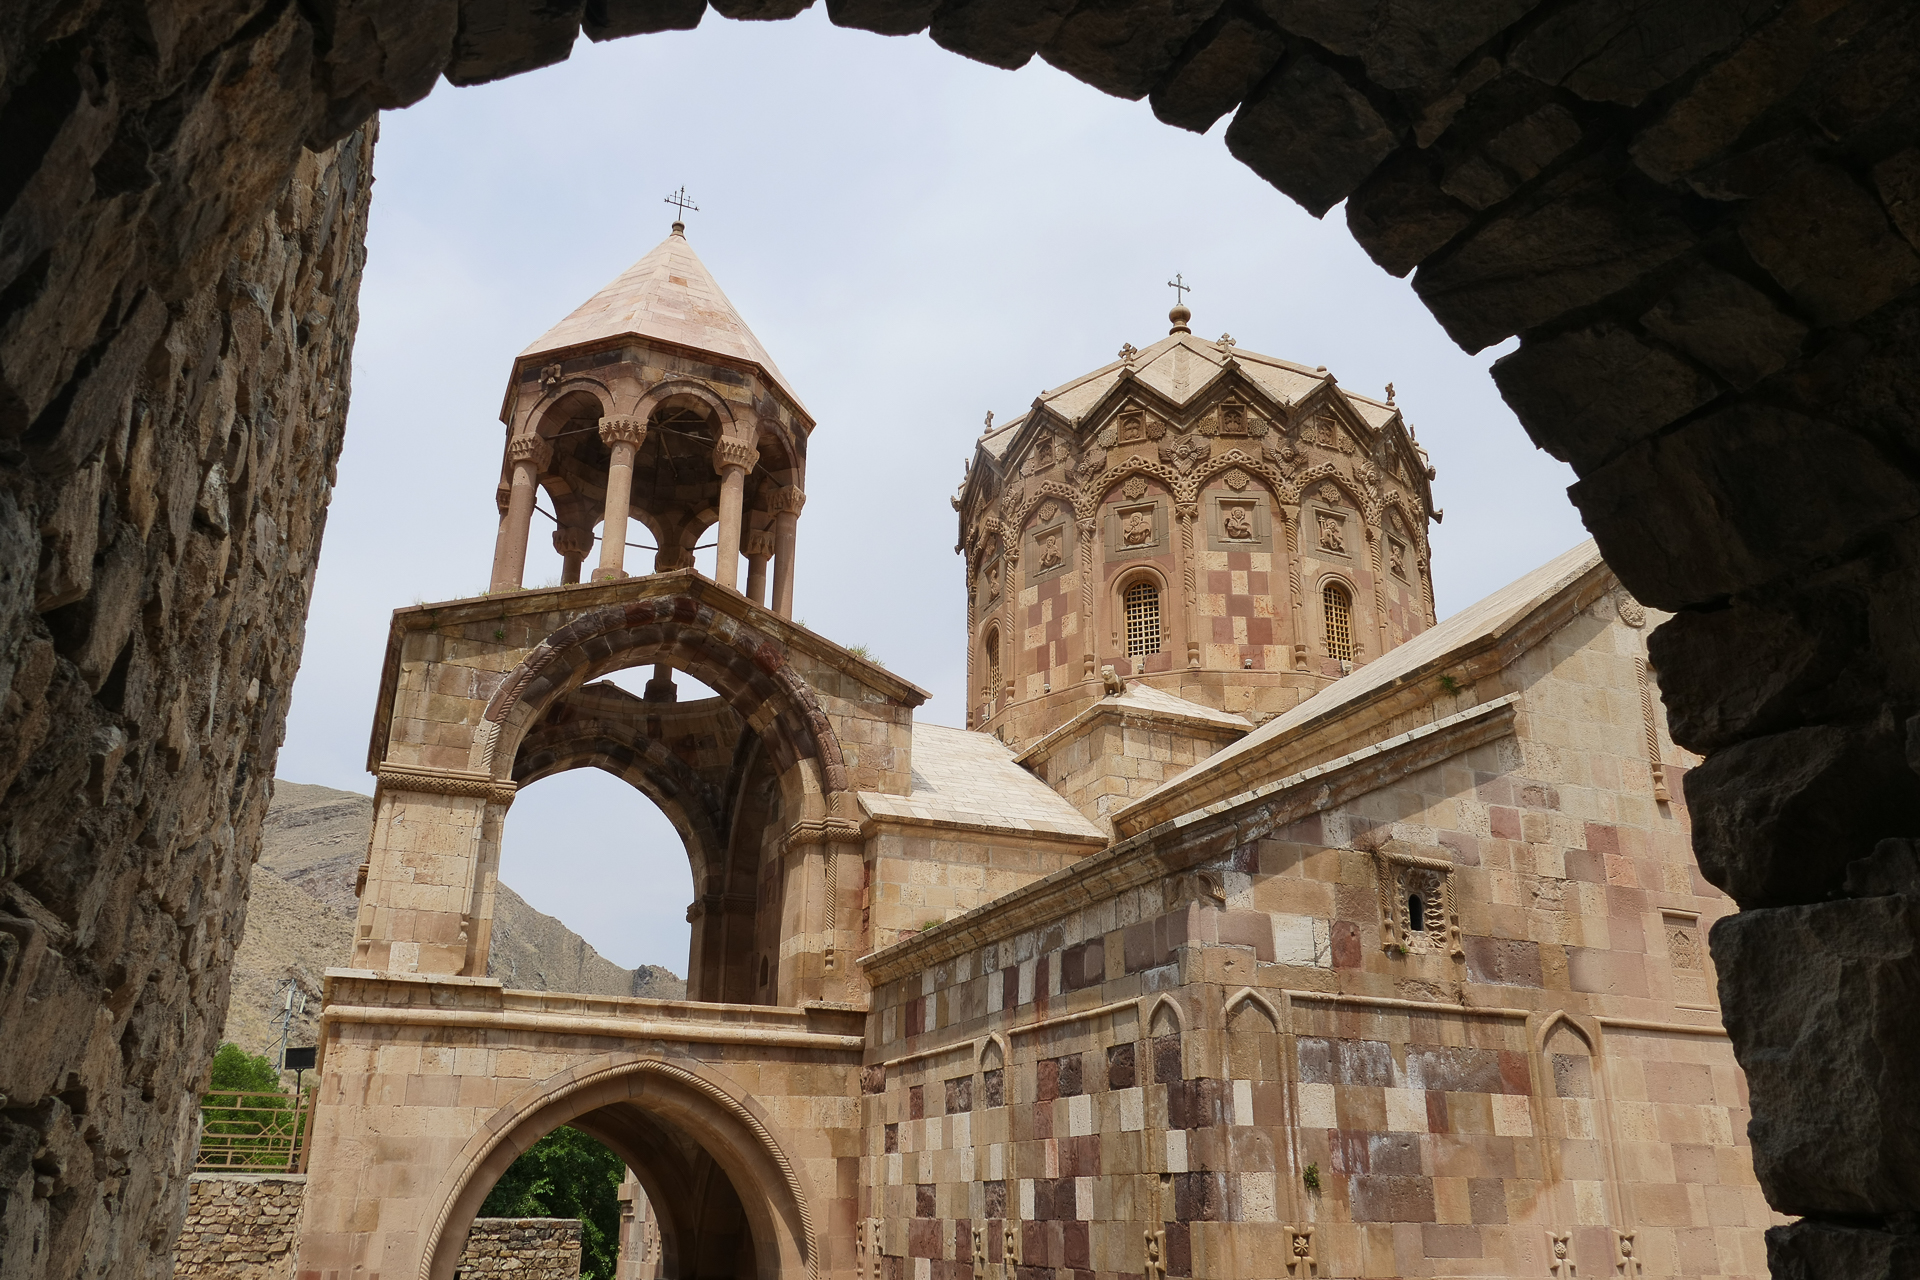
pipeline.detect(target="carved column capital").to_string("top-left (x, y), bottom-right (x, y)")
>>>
top-left (744, 529), bottom-right (775, 558)
top-left (552, 526), bottom-right (594, 558)
top-left (598, 415), bottom-right (647, 448)
top-left (713, 437), bottom-right (760, 475)
top-left (506, 434), bottom-right (552, 470)
top-left (767, 485), bottom-right (807, 516)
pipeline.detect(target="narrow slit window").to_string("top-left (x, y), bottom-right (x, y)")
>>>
top-left (1124, 581), bottom-right (1162, 658)
top-left (1408, 895), bottom-right (1426, 930)
top-left (1323, 582), bottom-right (1354, 662)
top-left (984, 629), bottom-right (1001, 701)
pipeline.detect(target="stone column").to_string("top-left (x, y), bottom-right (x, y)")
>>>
top-left (553, 526), bottom-right (593, 585)
top-left (1177, 501), bottom-right (1201, 668)
top-left (489, 435), bottom-right (551, 592)
top-left (594, 416), bottom-right (647, 582)
top-left (711, 437), bottom-right (759, 591)
top-left (768, 486), bottom-right (806, 619)
top-left (744, 529), bottom-right (774, 606)
top-left (1077, 516), bottom-right (1100, 689)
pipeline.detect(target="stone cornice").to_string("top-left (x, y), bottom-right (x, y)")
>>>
top-left (367, 569), bottom-right (927, 773)
top-left (857, 695), bottom-right (1517, 986)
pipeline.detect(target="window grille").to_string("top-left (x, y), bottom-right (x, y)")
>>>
top-left (983, 630), bottom-right (1001, 705)
top-left (1124, 581), bottom-right (1162, 658)
top-left (1323, 582), bottom-right (1354, 662)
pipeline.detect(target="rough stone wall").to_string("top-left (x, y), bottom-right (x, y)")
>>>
top-left (6, 2), bottom-right (1920, 1277)
top-left (0, 98), bottom-right (371, 1280)
top-left (455, 1218), bottom-right (583, 1279)
top-left (171, 1175), bottom-right (307, 1280)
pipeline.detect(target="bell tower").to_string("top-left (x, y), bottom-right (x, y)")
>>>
top-left (489, 220), bottom-right (812, 614)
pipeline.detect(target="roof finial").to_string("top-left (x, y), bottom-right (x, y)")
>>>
top-left (1166, 273), bottom-right (1192, 334)
top-left (1386, 381), bottom-right (1396, 405)
top-left (664, 186), bottom-right (698, 235)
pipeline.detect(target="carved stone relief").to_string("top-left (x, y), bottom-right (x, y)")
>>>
top-left (1373, 843), bottom-right (1463, 958)
top-left (1317, 513), bottom-right (1346, 554)
top-left (1123, 476), bottom-right (1148, 500)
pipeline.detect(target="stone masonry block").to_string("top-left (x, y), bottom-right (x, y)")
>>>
top-left (1686, 718), bottom-right (1920, 907)
top-left (1714, 895), bottom-right (1920, 1216)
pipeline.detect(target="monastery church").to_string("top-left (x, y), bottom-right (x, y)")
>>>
top-left (292, 222), bottom-right (1776, 1280)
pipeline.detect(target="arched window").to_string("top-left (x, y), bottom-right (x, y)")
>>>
top-left (1124, 581), bottom-right (1162, 658)
top-left (982, 628), bottom-right (1001, 704)
top-left (1323, 582), bottom-right (1354, 662)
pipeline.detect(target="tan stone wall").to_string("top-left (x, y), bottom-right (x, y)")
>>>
top-left (862, 827), bottom-right (1093, 955)
top-left (296, 975), bottom-right (863, 1280)
top-left (1024, 719), bottom-right (1242, 830)
top-left (172, 1175), bottom-right (306, 1279)
top-left (854, 593), bottom-right (1775, 1280)
top-left (455, 1219), bottom-right (582, 1279)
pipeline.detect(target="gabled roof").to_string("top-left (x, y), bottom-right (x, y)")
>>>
top-left (1036, 330), bottom-right (1337, 423)
top-left (1111, 540), bottom-right (1615, 837)
top-left (1015, 682), bottom-right (1250, 770)
top-left (860, 723), bottom-right (1106, 842)
top-left (519, 225), bottom-right (805, 412)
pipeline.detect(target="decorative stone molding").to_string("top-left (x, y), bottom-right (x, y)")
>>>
top-left (713, 438), bottom-right (761, 475)
top-left (1548, 1230), bottom-right (1576, 1277)
top-left (1143, 1227), bottom-right (1167, 1280)
top-left (376, 763), bottom-right (518, 807)
top-left (1284, 1224), bottom-right (1315, 1276)
top-left (1614, 1230), bottom-right (1642, 1278)
top-left (598, 415), bottom-right (647, 448)
top-left (1371, 841), bottom-right (1463, 958)
top-left (506, 434), bottom-right (553, 470)
top-left (783, 817), bottom-right (865, 852)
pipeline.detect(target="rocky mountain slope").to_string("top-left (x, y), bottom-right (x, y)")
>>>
top-left (222, 781), bottom-right (684, 1060)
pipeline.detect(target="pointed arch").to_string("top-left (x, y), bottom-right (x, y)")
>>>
top-left (979, 1033), bottom-right (1009, 1073)
top-left (1225, 989), bottom-right (1283, 1082)
top-left (418, 1053), bottom-right (816, 1280)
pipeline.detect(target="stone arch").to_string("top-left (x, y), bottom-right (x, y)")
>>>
top-left (509, 688), bottom-right (731, 889)
top-left (979, 1033), bottom-right (1009, 1073)
top-left (1317, 573), bottom-right (1359, 661)
top-left (1112, 564), bottom-right (1171, 664)
top-left (1224, 989), bottom-right (1283, 1081)
top-left (418, 1053), bottom-right (815, 1280)
top-left (527, 380), bottom-right (617, 434)
top-left (1094, 460), bottom-right (1179, 505)
top-left (632, 378), bottom-right (737, 434)
top-left (1146, 993), bottom-right (1186, 1036)
top-left (471, 592), bottom-right (852, 829)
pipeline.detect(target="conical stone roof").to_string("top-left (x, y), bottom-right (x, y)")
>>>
top-left (520, 224), bottom-right (804, 412)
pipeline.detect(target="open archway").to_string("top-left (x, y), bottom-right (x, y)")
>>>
top-left (421, 1055), bottom-right (816, 1280)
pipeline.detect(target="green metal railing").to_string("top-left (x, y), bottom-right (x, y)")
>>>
top-left (195, 1089), bottom-right (308, 1172)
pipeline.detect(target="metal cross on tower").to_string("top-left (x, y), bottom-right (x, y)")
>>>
top-left (664, 186), bottom-right (699, 222)
top-left (1167, 273), bottom-right (1192, 304)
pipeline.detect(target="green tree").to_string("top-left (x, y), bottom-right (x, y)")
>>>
top-left (478, 1126), bottom-right (626, 1280)
top-left (209, 1042), bottom-right (281, 1091)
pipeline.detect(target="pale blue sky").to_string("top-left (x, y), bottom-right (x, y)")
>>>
top-left (277, 8), bottom-right (1587, 974)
